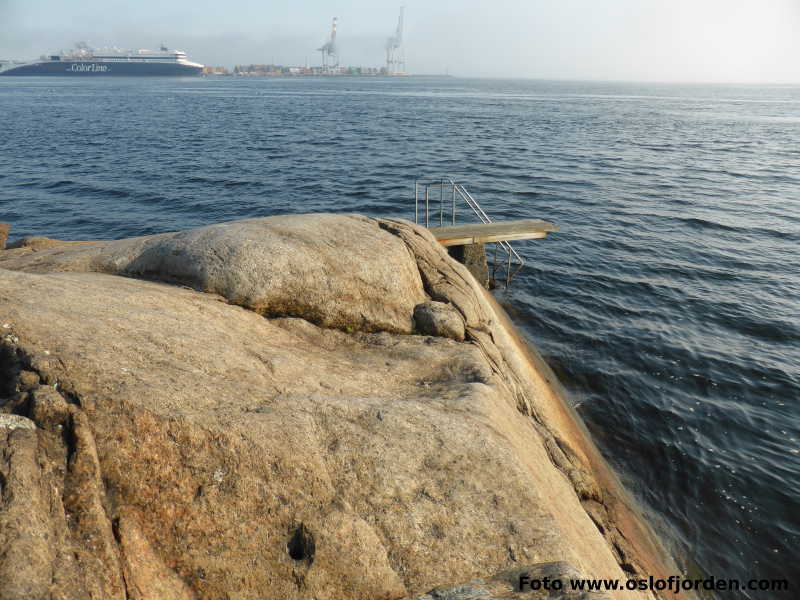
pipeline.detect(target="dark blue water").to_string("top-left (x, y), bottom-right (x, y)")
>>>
top-left (1, 77), bottom-right (798, 597)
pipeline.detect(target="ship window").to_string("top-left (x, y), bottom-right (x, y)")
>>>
top-left (50, 55), bottom-right (61, 61)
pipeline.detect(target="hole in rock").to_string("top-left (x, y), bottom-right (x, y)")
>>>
top-left (287, 523), bottom-right (315, 564)
top-left (0, 344), bottom-right (20, 399)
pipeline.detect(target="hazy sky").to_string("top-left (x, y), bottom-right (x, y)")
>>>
top-left (2, 0), bottom-right (799, 82)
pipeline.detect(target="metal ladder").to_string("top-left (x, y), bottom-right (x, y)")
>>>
top-left (414, 178), bottom-right (525, 287)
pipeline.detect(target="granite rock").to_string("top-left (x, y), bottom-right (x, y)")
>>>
top-left (414, 300), bottom-right (466, 341)
top-left (0, 215), bottom-right (676, 600)
top-left (0, 214), bottom-right (426, 334)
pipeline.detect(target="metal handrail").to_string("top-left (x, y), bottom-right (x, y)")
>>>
top-left (414, 178), bottom-right (525, 287)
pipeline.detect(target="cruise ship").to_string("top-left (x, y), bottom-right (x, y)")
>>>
top-left (0, 44), bottom-right (204, 76)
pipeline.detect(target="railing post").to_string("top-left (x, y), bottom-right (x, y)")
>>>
top-left (439, 179), bottom-right (444, 226)
top-left (425, 185), bottom-right (429, 228)
top-left (414, 181), bottom-right (419, 224)
top-left (491, 243), bottom-right (499, 281)
top-left (507, 249), bottom-right (512, 288)
top-left (452, 183), bottom-right (456, 225)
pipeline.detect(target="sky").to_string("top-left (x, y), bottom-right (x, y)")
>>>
top-left (2, 0), bottom-right (799, 83)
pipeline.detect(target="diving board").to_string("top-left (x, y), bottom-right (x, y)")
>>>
top-left (428, 219), bottom-right (559, 247)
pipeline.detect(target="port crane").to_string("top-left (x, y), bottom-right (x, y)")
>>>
top-left (318, 17), bottom-right (339, 70)
top-left (386, 6), bottom-right (405, 75)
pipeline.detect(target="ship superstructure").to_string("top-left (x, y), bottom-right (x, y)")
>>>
top-left (0, 44), bottom-right (204, 76)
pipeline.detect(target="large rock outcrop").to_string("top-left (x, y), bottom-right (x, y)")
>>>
top-left (0, 214), bottom-right (425, 333)
top-left (0, 214), bottom-right (678, 600)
